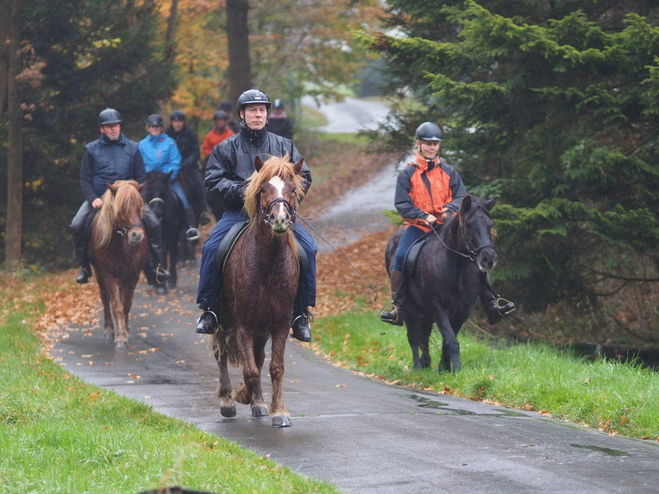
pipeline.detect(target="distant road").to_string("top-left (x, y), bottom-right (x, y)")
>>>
top-left (301, 95), bottom-right (390, 133)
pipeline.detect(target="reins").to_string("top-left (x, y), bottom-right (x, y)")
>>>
top-left (432, 204), bottom-right (493, 262)
top-left (297, 215), bottom-right (379, 301)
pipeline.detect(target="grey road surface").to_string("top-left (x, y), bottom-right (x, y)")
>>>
top-left (53, 268), bottom-right (659, 494)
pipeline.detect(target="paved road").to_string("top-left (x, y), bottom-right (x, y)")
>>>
top-left (54, 268), bottom-right (659, 494)
top-left (301, 96), bottom-right (390, 134)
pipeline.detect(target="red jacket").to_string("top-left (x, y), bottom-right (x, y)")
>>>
top-left (394, 152), bottom-right (468, 233)
top-left (202, 128), bottom-right (235, 159)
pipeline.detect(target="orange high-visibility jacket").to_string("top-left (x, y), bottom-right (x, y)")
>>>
top-left (394, 152), bottom-right (468, 233)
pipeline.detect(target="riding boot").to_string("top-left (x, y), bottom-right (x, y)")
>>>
top-left (196, 308), bottom-right (218, 334)
top-left (73, 231), bottom-right (92, 284)
top-left (480, 272), bottom-right (515, 324)
top-left (291, 302), bottom-right (312, 342)
top-left (184, 207), bottom-right (200, 241)
top-left (143, 208), bottom-right (170, 284)
top-left (380, 270), bottom-right (405, 326)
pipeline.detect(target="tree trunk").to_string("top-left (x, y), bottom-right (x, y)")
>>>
top-left (0, 0), bottom-right (9, 116)
top-left (5, 0), bottom-right (22, 270)
top-left (226, 0), bottom-right (251, 108)
top-left (164, 0), bottom-right (179, 62)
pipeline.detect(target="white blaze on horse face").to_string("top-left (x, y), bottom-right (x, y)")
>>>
top-left (268, 175), bottom-right (290, 232)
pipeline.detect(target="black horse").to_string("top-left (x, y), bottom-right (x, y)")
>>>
top-left (142, 170), bottom-right (185, 294)
top-left (385, 195), bottom-right (498, 372)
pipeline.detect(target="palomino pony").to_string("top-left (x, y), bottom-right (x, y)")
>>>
top-left (210, 155), bottom-right (305, 428)
top-left (385, 195), bottom-right (498, 372)
top-left (89, 180), bottom-right (150, 349)
top-left (142, 170), bottom-right (185, 294)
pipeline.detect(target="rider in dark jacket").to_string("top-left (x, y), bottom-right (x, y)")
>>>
top-left (165, 109), bottom-right (211, 225)
top-left (69, 108), bottom-right (169, 285)
top-left (195, 89), bottom-right (317, 342)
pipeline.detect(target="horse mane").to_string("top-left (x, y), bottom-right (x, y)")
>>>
top-left (243, 154), bottom-right (305, 221)
top-left (91, 180), bottom-right (144, 248)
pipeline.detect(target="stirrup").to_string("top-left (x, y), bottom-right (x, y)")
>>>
top-left (155, 264), bottom-right (170, 284)
top-left (186, 227), bottom-right (200, 241)
top-left (380, 303), bottom-right (404, 326)
top-left (196, 310), bottom-right (218, 334)
top-left (496, 297), bottom-right (515, 315)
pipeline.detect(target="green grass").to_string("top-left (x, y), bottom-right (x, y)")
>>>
top-left (0, 280), bottom-right (340, 494)
top-left (313, 311), bottom-right (659, 440)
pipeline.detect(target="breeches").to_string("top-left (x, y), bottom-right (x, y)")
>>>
top-left (171, 180), bottom-right (191, 209)
top-left (196, 209), bottom-right (318, 309)
top-left (392, 225), bottom-right (425, 272)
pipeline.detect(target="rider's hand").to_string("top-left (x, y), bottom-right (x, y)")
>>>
top-left (92, 198), bottom-right (103, 209)
top-left (425, 214), bottom-right (438, 225)
top-left (439, 207), bottom-right (450, 221)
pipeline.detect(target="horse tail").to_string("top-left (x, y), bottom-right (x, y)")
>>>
top-left (208, 327), bottom-right (242, 367)
top-left (91, 188), bottom-right (115, 248)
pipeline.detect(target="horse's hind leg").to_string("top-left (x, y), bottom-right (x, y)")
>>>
top-left (269, 327), bottom-right (291, 427)
top-left (406, 312), bottom-right (432, 369)
top-left (213, 338), bottom-right (235, 418)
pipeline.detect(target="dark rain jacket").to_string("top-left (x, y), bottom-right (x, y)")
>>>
top-left (80, 133), bottom-right (146, 203)
top-left (165, 125), bottom-right (201, 169)
top-left (205, 127), bottom-right (311, 210)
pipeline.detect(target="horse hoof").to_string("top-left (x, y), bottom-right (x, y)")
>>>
top-left (220, 406), bottom-right (236, 418)
top-left (272, 416), bottom-right (292, 428)
top-left (156, 286), bottom-right (167, 295)
top-left (115, 340), bottom-right (127, 349)
top-left (104, 332), bottom-right (114, 341)
top-left (252, 406), bottom-right (268, 418)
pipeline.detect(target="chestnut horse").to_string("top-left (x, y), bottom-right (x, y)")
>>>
top-left (210, 155), bottom-right (305, 428)
top-left (89, 180), bottom-right (150, 349)
top-left (385, 195), bottom-right (498, 372)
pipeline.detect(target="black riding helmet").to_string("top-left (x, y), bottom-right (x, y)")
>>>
top-left (415, 122), bottom-right (442, 142)
top-left (147, 114), bottom-right (164, 127)
top-left (170, 109), bottom-right (185, 121)
top-left (273, 98), bottom-right (284, 110)
top-left (213, 110), bottom-right (228, 120)
top-left (98, 108), bottom-right (122, 126)
top-left (236, 89), bottom-right (271, 114)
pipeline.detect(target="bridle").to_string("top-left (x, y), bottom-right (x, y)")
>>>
top-left (259, 189), bottom-right (297, 225)
top-left (433, 203), bottom-right (494, 262)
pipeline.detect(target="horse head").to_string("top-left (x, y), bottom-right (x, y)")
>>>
top-left (104, 180), bottom-right (146, 246)
top-left (143, 170), bottom-right (173, 221)
top-left (246, 155), bottom-right (305, 235)
top-left (458, 195), bottom-right (498, 272)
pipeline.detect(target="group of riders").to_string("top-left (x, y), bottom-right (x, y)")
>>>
top-left (69, 89), bottom-right (515, 345)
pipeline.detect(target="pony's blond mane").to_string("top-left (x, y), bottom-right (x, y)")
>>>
top-left (91, 180), bottom-right (144, 248)
top-left (243, 154), bottom-right (305, 221)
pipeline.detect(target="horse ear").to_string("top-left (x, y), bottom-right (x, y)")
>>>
top-left (460, 195), bottom-right (472, 212)
top-left (254, 156), bottom-right (265, 172)
top-left (293, 158), bottom-right (304, 175)
top-left (138, 182), bottom-right (147, 192)
top-left (484, 197), bottom-right (497, 211)
top-left (166, 171), bottom-right (173, 180)
top-left (108, 182), bottom-right (118, 192)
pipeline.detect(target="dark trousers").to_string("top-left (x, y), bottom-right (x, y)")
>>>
top-left (392, 225), bottom-right (426, 272)
top-left (196, 209), bottom-right (317, 309)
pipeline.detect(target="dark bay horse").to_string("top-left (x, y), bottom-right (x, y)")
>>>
top-left (210, 155), bottom-right (305, 428)
top-left (385, 195), bottom-right (498, 372)
top-left (89, 180), bottom-right (150, 349)
top-left (142, 170), bottom-right (185, 294)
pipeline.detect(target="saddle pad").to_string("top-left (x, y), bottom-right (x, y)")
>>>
top-left (403, 232), bottom-right (432, 281)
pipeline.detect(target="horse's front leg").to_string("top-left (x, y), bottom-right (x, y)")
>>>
top-left (109, 281), bottom-right (129, 349)
top-left (233, 332), bottom-right (268, 418)
top-left (96, 274), bottom-right (114, 340)
top-left (269, 326), bottom-right (291, 427)
top-left (436, 310), bottom-right (461, 372)
top-left (212, 336), bottom-right (235, 418)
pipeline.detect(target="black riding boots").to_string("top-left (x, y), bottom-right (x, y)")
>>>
top-left (292, 305), bottom-right (313, 342)
top-left (380, 270), bottom-right (405, 326)
top-left (480, 272), bottom-right (515, 324)
top-left (143, 208), bottom-right (170, 285)
top-left (196, 308), bottom-right (218, 334)
top-left (185, 207), bottom-right (200, 241)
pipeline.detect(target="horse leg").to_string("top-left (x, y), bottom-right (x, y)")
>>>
top-left (168, 239), bottom-right (178, 289)
top-left (269, 327), bottom-right (291, 427)
top-left (417, 317), bottom-right (433, 369)
top-left (406, 311), bottom-right (431, 369)
top-left (233, 332), bottom-right (268, 418)
top-left (436, 311), bottom-right (461, 372)
top-left (212, 338), bottom-right (235, 418)
top-left (109, 281), bottom-right (129, 349)
top-left (251, 335), bottom-right (268, 415)
top-left (96, 275), bottom-right (114, 340)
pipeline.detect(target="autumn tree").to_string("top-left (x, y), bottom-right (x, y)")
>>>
top-left (360, 1), bottom-right (659, 318)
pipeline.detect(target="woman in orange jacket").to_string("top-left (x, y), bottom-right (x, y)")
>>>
top-left (380, 122), bottom-right (514, 326)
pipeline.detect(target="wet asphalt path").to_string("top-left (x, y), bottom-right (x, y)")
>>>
top-left (53, 267), bottom-right (659, 494)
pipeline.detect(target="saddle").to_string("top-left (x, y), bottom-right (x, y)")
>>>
top-left (402, 231), bottom-right (433, 281)
top-left (213, 220), bottom-right (309, 279)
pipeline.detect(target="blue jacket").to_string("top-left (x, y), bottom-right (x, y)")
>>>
top-left (81, 133), bottom-right (146, 203)
top-left (138, 133), bottom-right (182, 180)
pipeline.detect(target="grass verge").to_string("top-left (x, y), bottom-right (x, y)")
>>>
top-left (311, 311), bottom-right (659, 441)
top-left (0, 274), bottom-right (339, 494)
